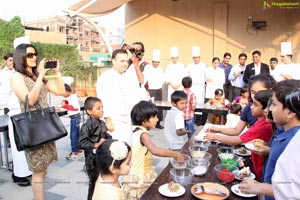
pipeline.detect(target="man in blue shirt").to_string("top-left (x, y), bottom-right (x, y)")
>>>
top-left (219, 52), bottom-right (233, 101)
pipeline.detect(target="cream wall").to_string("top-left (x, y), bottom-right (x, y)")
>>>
top-left (124, 0), bottom-right (300, 69)
top-left (25, 30), bottom-right (66, 44)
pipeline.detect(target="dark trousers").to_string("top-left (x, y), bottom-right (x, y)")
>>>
top-left (223, 83), bottom-right (233, 102)
top-left (85, 150), bottom-right (95, 200)
top-left (148, 89), bottom-right (163, 122)
top-left (233, 86), bottom-right (242, 100)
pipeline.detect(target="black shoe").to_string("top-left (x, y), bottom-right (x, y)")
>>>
top-left (12, 173), bottom-right (31, 187)
top-left (156, 124), bottom-right (164, 129)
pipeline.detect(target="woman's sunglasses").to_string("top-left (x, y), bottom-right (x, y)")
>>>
top-left (26, 53), bottom-right (38, 59)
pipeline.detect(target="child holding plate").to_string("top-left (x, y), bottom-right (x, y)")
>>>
top-left (239, 79), bottom-right (300, 200)
top-left (204, 90), bottom-right (274, 181)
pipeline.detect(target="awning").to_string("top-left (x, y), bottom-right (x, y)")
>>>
top-left (69, 0), bottom-right (132, 15)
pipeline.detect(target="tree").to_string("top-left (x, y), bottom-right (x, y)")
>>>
top-left (0, 16), bottom-right (24, 60)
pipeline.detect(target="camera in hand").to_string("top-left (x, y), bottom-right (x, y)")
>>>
top-left (121, 43), bottom-right (143, 59)
top-left (45, 61), bottom-right (57, 69)
top-left (240, 71), bottom-right (244, 74)
top-left (129, 48), bottom-right (143, 59)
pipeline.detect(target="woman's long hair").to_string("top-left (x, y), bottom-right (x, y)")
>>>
top-left (13, 43), bottom-right (47, 83)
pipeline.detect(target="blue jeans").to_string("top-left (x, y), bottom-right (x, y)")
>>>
top-left (69, 113), bottom-right (81, 152)
top-left (185, 118), bottom-right (195, 138)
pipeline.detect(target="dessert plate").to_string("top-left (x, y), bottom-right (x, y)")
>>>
top-left (245, 143), bottom-right (255, 150)
top-left (231, 184), bottom-right (257, 197)
top-left (158, 183), bottom-right (185, 197)
top-left (235, 172), bottom-right (256, 180)
top-left (234, 148), bottom-right (251, 156)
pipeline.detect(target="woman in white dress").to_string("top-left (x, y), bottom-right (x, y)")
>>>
top-left (205, 57), bottom-right (225, 100)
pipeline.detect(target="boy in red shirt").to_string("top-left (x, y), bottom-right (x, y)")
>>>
top-left (204, 90), bottom-right (273, 181)
top-left (182, 76), bottom-right (196, 137)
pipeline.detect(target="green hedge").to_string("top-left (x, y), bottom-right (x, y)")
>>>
top-left (0, 16), bottom-right (93, 86)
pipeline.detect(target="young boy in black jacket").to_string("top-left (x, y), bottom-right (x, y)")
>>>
top-left (79, 97), bottom-right (111, 200)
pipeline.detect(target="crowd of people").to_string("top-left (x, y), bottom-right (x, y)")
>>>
top-left (1, 37), bottom-right (300, 200)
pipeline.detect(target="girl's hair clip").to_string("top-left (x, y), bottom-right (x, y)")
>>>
top-left (110, 141), bottom-right (128, 166)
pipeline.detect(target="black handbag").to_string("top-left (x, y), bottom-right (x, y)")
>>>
top-left (11, 95), bottom-right (68, 151)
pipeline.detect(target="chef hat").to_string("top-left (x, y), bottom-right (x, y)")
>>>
top-left (14, 36), bottom-right (30, 49)
top-left (152, 49), bottom-right (161, 61)
top-left (192, 46), bottom-right (201, 57)
top-left (281, 42), bottom-right (292, 55)
top-left (170, 46), bottom-right (179, 57)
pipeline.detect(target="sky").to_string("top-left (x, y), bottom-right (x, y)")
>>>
top-left (0, 0), bottom-right (124, 28)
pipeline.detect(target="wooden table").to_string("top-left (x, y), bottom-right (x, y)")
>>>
top-left (140, 127), bottom-right (258, 200)
top-left (154, 100), bottom-right (228, 124)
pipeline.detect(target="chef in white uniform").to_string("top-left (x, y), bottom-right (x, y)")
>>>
top-left (186, 46), bottom-right (207, 105)
top-left (165, 46), bottom-right (187, 101)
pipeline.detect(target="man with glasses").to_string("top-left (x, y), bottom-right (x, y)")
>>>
top-left (229, 53), bottom-right (248, 99)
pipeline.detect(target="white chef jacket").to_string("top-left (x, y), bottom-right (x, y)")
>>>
top-left (165, 62), bottom-right (187, 101)
top-left (186, 62), bottom-right (207, 104)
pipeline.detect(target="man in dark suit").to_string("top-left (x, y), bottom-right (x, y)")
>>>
top-left (243, 50), bottom-right (269, 84)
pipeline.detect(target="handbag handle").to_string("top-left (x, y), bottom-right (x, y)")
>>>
top-left (24, 95), bottom-right (45, 121)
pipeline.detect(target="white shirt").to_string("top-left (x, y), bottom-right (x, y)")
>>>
top-left (269, 69), bottom-right (278, 80)
top-left (165, 62), bottom-right (187, 101)
top-left (123, 62), bottom-right (148, 110)
top-left (97, 68), bottom-right (132, 144)
top-left (254, 63), bottom-right (261, 75)
top-left (64, 93), bottom-right (80, 116)
top-left (205, 67), bottom-right (225, 98)
top-left (165, 62), bottom-right (187, 86)
top-left (272, 63), bottom-right (300, 82)
top-left (272, 130), bottom-right (300, 200)
top-left (228, 64), bottom-right (246, 88)
top-left (143, 64), bottom-right (165, 90)
top-left (186, 62), bottom-right (207, 84)
top-left (225, 113), bottom-right (240, 128)
top-left (186, 62), bottom-right (207, 104)
top-left (0, 67), bottom-right (15, 108)
top-left (97, 68), bottom-right (128, 120)
top-left (164, 107), bottom-right (188, 150)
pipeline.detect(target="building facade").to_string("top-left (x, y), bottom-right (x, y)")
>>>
top-left (124, 0), bottom-right (300, 68)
